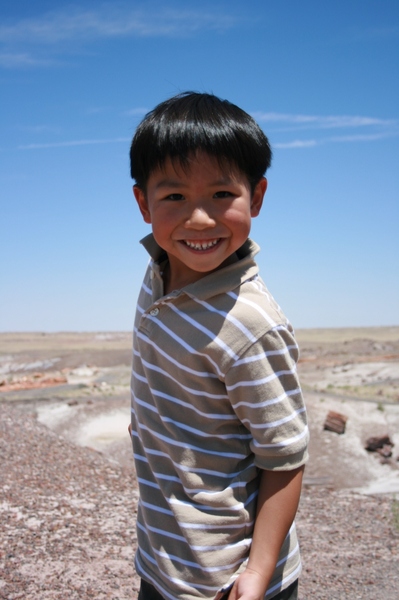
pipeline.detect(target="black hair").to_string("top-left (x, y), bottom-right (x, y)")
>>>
top-left (129, 91), bottom-right (272, 193)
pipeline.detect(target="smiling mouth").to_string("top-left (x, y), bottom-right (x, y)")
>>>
top-left (183, 239), bottom-right (220, 251)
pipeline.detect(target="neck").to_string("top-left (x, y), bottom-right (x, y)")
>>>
top-left (162, 252), bottom-right (239, 295)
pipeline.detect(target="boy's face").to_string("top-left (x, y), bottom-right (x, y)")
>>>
top-left (134, 152), bottom-right (266, 290)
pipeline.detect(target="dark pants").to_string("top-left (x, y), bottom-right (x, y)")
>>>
top-left (138, 578), bottom-right (298, 600)
top-left (138, 579), bottom-right (165, 600)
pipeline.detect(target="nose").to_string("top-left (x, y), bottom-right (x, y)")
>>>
top-left (185, 206), bottom-right (216, 229)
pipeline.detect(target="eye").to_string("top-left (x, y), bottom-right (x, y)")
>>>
top-left (165, 193), bottom-right (184, 201)
top-left (214, 191), bottom-right (233, 199)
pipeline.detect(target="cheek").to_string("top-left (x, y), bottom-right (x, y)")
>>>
top-left (149, 210), bottom-right (178, 243)
top-left (223, 205), bottom-right (252, 229)
top-left (152, 210), bottom-right (176, 229)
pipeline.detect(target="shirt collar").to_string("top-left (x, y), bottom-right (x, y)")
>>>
top-left (140, 233), bottom-right (260, 300)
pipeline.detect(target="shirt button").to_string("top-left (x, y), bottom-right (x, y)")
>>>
top-left (150, 308), bottom-right (159, 316)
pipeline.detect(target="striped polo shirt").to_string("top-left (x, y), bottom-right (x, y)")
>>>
top-left (131, 235), bottom-right (309, 600)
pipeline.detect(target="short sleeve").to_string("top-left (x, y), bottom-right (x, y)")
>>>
top-left (224, 325), bottom-right (309, 470)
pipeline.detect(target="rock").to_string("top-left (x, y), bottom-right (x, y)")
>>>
top-left (376, 444), bottom-right (393, 458)
top-left (323, 411), bottom-right (348, 434)
top-left (0, 374), bottom-right (67, 392)
top-left (365, 435), bottom-right (394, 452)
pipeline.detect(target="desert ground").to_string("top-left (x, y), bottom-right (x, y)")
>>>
top-left (1, 327), bottom-right (399, 599)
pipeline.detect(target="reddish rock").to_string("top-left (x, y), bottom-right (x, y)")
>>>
top-left (323, 411), bottom-right (348, 434)
top-left (0, 374), bottom-right (67, 392)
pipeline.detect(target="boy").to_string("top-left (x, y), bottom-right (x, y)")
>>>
top-left (129, 92), bottom-right (308, 600)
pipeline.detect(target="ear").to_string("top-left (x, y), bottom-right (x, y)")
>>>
top-left (133, 185), bottom-right (152, 224)
top-left (250, 177), bottom-right (267, 217)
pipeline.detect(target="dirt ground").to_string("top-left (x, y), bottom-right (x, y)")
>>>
top-left (1, 328), bottom-right (399, 599)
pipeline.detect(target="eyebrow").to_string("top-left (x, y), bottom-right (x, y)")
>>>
top-left (154, 177), bottom-right (237, 190)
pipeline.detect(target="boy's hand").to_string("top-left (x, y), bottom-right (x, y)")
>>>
top-left (228, 568), bottom-right (267, 600)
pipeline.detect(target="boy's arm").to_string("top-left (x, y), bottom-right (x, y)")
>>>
top-left (228, 466), bottom-right (304, 600)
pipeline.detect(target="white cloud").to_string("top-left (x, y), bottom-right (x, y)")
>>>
top-left (18, 137), bottom-right (130, 150)
top-left (273, 139), bottom-right (318, 149)
top-left (0, 52), bottom-right (55, 68)
top-left (256, 110), bottom-right (399, 150)
top-left (0, 6), bottom-right (236, 45)
top-left (252, 111), bottom-right (396, 130)
top-left (0, 5), bottom-right (238, 69)
top-left (330, 131), bottom-right (398, 143)
top-left (272, 129), bottom-right (399, 151)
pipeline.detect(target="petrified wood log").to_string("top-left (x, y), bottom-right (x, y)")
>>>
top-left (365, 435), bottom-right (394, 452)
top-left (323, 410), bottom-right (348, 434)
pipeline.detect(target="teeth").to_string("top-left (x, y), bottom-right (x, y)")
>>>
top-left (185, 239), bottom-right (219, 250)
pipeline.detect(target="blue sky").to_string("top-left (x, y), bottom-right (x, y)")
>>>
top-left (1, 0), bottom-right (398, 331)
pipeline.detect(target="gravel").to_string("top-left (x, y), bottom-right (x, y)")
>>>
top-left (1, 403), bottom-right (398, 600)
